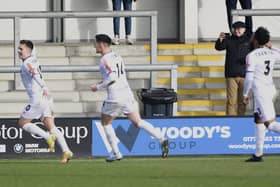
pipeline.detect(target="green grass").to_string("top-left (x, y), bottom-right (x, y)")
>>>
top-left (0, 156), bottom-right (280, 187)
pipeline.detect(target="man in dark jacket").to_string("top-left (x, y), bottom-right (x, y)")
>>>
top-left (226, 0), bottom-right (252, 33)
top-left (215, 21), bottom-right (252, 116)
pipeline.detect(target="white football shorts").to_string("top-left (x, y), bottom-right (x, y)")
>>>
top-left (254, 86), bottom-right (277, 122)
top-left (20, 96), bottom-right (54, 121)
top-left (102, 99), bottom-right (139, 116)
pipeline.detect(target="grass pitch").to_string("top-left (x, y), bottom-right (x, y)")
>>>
top-left (0, 156), bottom-right (280, 187)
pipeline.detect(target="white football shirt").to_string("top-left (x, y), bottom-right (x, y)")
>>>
top-left (20, 56), bottom-right (44, 105)
top-left (246, 47), bottom-right (280, 92)
top-left (99, 51), bottom-right (134, 102)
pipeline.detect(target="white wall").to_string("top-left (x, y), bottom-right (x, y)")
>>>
top-left (0, 0), bottom-right (50, 41)
top-left (198, 0), bottom-right (280, 40)
top-left (0, 0), bottom-right (280, 41)
top-left (64, 0), bottom-right (179, 41)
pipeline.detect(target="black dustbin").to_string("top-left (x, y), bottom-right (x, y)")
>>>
top-left (138, 88), bottom-right (177, 117)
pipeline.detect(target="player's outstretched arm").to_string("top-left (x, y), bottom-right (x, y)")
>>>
top-left (90, 72), bottom-right (117, 92)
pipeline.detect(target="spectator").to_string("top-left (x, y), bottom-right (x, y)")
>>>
top-left (215, 21), bottom-right (252, 116)
top-left (226, 0), bottom-right (252, 34)
top-left (112, 0), bottom-right (136, 45)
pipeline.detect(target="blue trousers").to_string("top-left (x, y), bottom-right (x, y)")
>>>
top-left (112, 0), bottom-right (132, 36)
top-left (226, 0), bottom-right (252, 33)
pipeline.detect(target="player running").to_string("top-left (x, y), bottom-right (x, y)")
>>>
top-left (243, 27), bottom-right (280, 162)
top-left (18, 40), bottom-right (73, 163)
top-left (90, 34), bottom-right (169, 162)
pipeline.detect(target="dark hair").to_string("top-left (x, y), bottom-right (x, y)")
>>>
top-left (20, 40), bottom-right (34, 50)
top-left (95, 34), bottom-right (112, 45)
top-left (254, 27), bottom-right (270, 45)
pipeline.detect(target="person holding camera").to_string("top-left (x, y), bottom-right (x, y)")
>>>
top-left (215, 21), bottom-right (252, 116)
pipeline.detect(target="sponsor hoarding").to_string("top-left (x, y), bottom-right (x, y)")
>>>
top-left (92, 117), bottom-right (280, 156)
top-left (0, 118), bottom-right (92, 157)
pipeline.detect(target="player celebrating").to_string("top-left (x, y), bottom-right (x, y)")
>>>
top-left (243, 27), bottom-right (280, 162)
top-left (91, 34), bottom-right (169, 162)
top-left (18, 40), bottom-right (73, 163)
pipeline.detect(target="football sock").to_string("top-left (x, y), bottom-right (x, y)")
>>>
top-left (255, 124), bottom-right (266, 157)
top-left (103, 125), bottom-right (121, 155)
top-left (268, 121), bottom-right (280, 133)
top-left (22, 122), bottom-right (49, 140)
top-left (137, 120), bottom-right (165, 143)
top-left (50, 127), bottom-right (70, 153)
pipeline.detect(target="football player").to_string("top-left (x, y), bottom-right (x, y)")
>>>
top-left (243, 27), bottom-right (280, 162)
top-left (18, 40), bottom-right (73, 163)
top-left (91, 34), bottom-right (169, 162)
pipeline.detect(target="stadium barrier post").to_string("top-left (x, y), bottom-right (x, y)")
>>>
top-left (171, 66), bottom-right (178, 115)
top-left (13, 17), bottom-right (21, 91)
top-left (150, 12), bottom-right (158, 88)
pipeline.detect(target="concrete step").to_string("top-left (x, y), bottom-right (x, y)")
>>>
top-left (0, 81), bottom-right (13, 91)
top-left (178, 99), bottom-right (226, 107)
top-left (156, 55), bottom-right (224, 62)
top-left (72, 72), bottom-right (102, 80)
top-left (75, 79), bottom-right (150, 91)
top-left (197, 60), bottom-right (225, 67)
top-left (0, 74), bottom-right (14, 81)
top-left (0, 102), bottom-right (83, 114)
top-left (41, 73), bottom-right (73, 80)
top-left (75, 79), bottom-right (101, 91)
top-left (0, 45), bottom-right (66, 58)
top-left (178, 99), bottom-right (226, 112)
top-left (66, 44), bottom-right (148, 57)
top-left (0, 57), bottom-right (70, 65)
top-left (177, 111), bottom-right (226, 116)
top-left (157, 77), bottom-right (226, 89)
top-left (179, 66), bottom-right (224, 72)
top-left (145, 43), bottom-right (225, 55)
top-left (79, 91), bottom-right (107, 102)
top-left (82, 101), bottom-right (104, 113)
top-left (127, 72), bottom-right (151, 79)
top-left (0, 91), bottom-right (80, 102)
top-left (158, 66), bottom-right (225, 78)
top-left (16, 80), bottom-right (76, 91)
top-left (178, 89), bottom-right (227, 100)
top-left (157, 71), bottom-right (200, 78)
top-left (69, 56), bottom-right (149, 66)
top-left (0, 73), bottom-right (72, 81)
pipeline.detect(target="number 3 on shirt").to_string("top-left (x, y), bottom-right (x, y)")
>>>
top-left (264, 60), bottom-right (271, 76)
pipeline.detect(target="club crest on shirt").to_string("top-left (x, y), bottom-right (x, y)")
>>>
top-left (25, 104), bottom-right (31, 111)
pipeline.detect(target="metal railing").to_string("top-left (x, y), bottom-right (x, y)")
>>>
top-left (0, 11), bottom-right (158, 68)
top-left (232, 9), bottom-right (280, 17)
top-left (0, 64), bottom-right (178, 115)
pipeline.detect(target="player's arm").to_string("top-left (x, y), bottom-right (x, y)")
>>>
top-left (243, 55), bottom-right (255, 104)
top-left (26, 62), bottom-right (49, 95)
top-left (96, 71), bottom-right (117, 90)
top-left (91, 59), bottom-right (117, 91)
top-left (215, 32), bottom-right (227, 51)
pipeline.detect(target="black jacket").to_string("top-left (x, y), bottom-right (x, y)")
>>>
top-left (215, 34), bottom-right (252, 78)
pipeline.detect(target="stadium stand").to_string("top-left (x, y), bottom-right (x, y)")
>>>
top-left (0, 42), bottom-right (226, 117)
top-left (149, 43), bottom-right (226, 116)
top-left (2, 41), bottom-right (280, 117)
